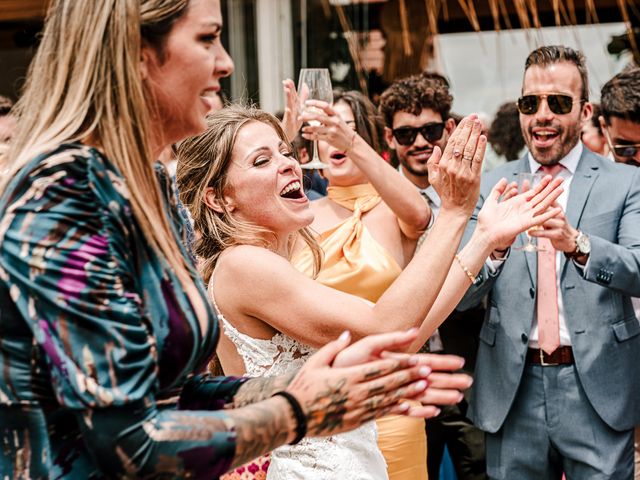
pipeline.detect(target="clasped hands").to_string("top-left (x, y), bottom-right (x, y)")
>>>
top-left (287, 329), bottom-right (471, 437)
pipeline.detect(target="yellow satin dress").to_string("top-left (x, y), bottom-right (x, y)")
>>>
top-left (293, 183), bottom-right (428, 480)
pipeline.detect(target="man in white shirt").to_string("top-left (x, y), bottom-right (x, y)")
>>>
top-left (459, 45), bottom-right (640, 479)
top-left (379, 72), bottom-right (487, 480)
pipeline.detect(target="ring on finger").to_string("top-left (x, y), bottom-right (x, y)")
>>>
top-left (453, 149), bottom-right (462, 158)
top-left (462, 155), bottom-right (473, 162)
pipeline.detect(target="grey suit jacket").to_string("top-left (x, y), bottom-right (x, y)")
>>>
top-left (459, 148), bottom-right (640, 433)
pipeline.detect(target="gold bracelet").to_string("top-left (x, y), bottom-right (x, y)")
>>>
top-left (455, 254), bottom-right (476, 284)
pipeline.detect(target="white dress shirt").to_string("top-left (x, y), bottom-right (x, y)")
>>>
top-left (526, 142), bottom-right (583, 347)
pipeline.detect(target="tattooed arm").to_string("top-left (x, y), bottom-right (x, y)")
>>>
top-left (226, 396), bottom-right (296, 467)
top-left (230, 372), bottom-right (296, 407)
top-left (70, 330), bottom-right (457, 477)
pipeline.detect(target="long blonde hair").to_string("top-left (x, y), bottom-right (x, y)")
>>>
top-left (1, 0), bottom-right (194, 286)
top-left (176, 105), bottom-right (322, 284)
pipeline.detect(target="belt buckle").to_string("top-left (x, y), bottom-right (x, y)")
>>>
top-left (539, 348), bottom-right (558, 366)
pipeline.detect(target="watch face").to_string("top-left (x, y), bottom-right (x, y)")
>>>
top-left (576, 232), bottom-right (591, 254)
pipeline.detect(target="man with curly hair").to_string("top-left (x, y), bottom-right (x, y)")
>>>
top-left (380, 72), bottom-right (454, 189)
top-left (379, 73), bottom-right (487, 480)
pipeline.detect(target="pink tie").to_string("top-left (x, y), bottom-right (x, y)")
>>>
top-left (537, 164), bottom-right (563, 355)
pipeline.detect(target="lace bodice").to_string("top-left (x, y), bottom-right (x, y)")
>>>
top-left (211, 288), bottom-right (388, 480)
top-left (216, 309), bottom-right (314, 378)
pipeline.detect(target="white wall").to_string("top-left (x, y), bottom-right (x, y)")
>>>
top-left (435, 23), bottom-right (632, 118)
top-left (256, 0), bottom-right (294, 113)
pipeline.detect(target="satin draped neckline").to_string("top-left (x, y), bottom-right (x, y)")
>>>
top-left (293, 183), bottom-right (403, 303)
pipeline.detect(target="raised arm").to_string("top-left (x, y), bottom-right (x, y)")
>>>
top-left (216, 117), bottom-right (563, 348)
top-left (408, 176), bottom-right (563, 351)
top-left (301, 100), bottom-right (430, 239)
top-left (216, 117), bottom-right (482, 345)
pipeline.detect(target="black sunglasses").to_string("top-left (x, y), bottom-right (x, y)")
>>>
top-left (612, 144), bottom-right (640, 158)
top-left (516, 94), bottom-right (576, 115)
top-left (392, 122), bottom-right (445, 146)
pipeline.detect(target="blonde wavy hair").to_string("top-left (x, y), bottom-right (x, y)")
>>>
top-left (0, 0), bottom-right (195, 287)
top-left (176, 105), bottom-right (322, 284)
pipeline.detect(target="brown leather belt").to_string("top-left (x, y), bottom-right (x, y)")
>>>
top-left (526, 346), bottom-right (574, 366)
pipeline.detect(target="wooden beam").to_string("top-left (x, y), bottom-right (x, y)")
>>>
top-left (0, 0), bottom-right (47, 22)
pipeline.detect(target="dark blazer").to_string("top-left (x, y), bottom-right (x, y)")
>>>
top-left (459, 148), bottom-right (640, 433)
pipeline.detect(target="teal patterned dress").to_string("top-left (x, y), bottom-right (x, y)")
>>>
top-left (0, 144), bottom-right (247, 478)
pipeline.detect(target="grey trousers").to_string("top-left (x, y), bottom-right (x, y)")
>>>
top-left (486, 364), bottom-right (633, 479)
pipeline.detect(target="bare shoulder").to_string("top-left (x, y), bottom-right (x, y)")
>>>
top-left (217, 245), bottom-right (291, 279)
top-left (213, 246), bottom-right (297, 315)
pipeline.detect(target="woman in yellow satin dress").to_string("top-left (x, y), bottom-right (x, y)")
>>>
top-left (292, 91), bottom-right (431, 480)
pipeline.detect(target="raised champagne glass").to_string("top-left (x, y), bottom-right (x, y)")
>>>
top-left (297, 68), bottom-right (333, 170)
top-left (515, 172), bottom-right (546, 252)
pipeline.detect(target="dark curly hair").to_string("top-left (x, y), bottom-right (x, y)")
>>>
top-left (378, 72), bottom-right (453, 128)
top-left (600, 67), bottom-right (640, 125)
top-left (488, 101), bottom-right (525, 161)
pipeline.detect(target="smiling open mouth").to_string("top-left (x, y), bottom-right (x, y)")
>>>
top-left (280, 180), bottom-right (304, 199)
top-left (532, 130), bottom-right (559, 143)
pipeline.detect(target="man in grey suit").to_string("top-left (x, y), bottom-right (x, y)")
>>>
top-left (459, 45), bottom-right (640, 478)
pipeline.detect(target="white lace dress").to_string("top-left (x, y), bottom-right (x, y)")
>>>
top-left (212, 297), bottom-right (388, 480)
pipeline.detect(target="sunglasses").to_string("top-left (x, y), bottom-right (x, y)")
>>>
top-left (611, 144), bottom-right (640, 158)
top-left (392, 122), bottom-right (445, 146)
top-left (516, 94), bottom-right (577, 115)
top-left (602, 127), bottom-right (640, 158)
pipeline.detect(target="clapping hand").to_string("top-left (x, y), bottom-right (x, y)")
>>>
top-left (427, 115), bottom-right (485, 217)
top-left (477, 176), bottom-right (564, 251)
top-left (287, 329), bottom-right (437, 436)
top-left (330, 330), bottom-right (472, 420)
top-left (281, 79), bottom-right (307, 142)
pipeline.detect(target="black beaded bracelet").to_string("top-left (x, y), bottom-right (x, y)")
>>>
top-left (273, 391), bottom-right (307, 445)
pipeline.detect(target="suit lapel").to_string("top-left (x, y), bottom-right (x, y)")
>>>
top-left (560, 150), bottom-right (599, 273)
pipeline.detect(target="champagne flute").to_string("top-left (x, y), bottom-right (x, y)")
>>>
top-left (515, 172), bottom-right (546, 252)
top-left (298, 68), bottom-right (333, 170)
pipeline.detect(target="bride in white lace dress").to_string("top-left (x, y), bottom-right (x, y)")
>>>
top-left (175, 106), bottom-right (563, 479)
top-left (210, 287), bottom-right (388, 479)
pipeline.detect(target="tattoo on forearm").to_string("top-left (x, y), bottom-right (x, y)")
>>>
top-left (288, 376), bottom-right (350, 436)
top-left (227, 400), bottom-right (292, 468)
top-left (232, 372), bottom-right (296, 408)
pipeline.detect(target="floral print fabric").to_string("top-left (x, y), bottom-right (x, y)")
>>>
top-left (0, 144), bottom-right (246, 478)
